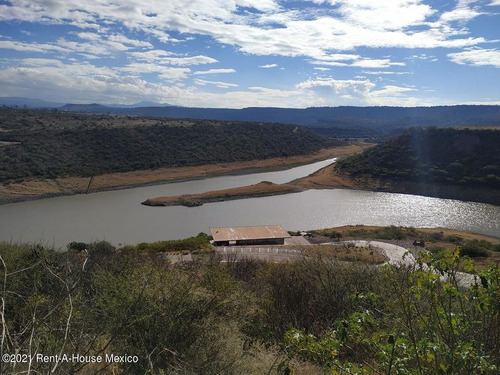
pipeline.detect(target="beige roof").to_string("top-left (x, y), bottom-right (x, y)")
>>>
top-left (210, 225), bottom-right (291, 242)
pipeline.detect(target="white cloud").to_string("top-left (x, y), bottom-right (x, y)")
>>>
top-left (259, 63), bottom-right (278, 68)
top-left (337, 0), bottom-right (435, 32)
top-left (121, 63), bottom-right (191, 80)
top-left (311, 55), bottom-right (406, 69)
top-left (164, 56), bottom-right (219, 66)
top-left (0, 0), bottom-right (491, 61)
top-left (0, 57), bottom-right (438, 108)
top-left (20, 58), bottom-right (65, 67)
top-left (0, 40), bottom-right (67, 53)
top-left (440, 7), bottom-right (482, 23)
top-left (448, 48), bottom-right (500, 67)
top-left (130, 50), bottom-right (218, 65)
top-left (352, 59), bottom-right (406, 68)
top-left (296, 77), bottom-right (375, 96)
top-left (362, 70), bottom-right (410, 75)
top-left (296, 76), bottom-right (427, 106)
top-left (367, 85), bottom-right (422, 106)
top-left (194, 78), bottom-right (238, 88)
top-left (108, 34), bottom-right (153, 48)
top-left (193, 68), bottom-right (236, 75)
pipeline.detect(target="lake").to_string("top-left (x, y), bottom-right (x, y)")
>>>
top-left (1, 158), bottom-right (499, 248)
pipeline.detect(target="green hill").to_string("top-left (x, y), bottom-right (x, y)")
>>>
top-left (336, 127), bottom-right (500, 204)
top-left (0, 108), bottom-right (337, 182)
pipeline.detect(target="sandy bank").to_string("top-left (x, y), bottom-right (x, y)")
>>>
top-left (143, 181), bottom-right (300, 207)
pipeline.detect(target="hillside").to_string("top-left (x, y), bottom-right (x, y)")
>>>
top-left (0, 107), bottom-right (337, 183)
top-left (4, 98), bottom-right (500, 137)
top-left (334, 127), bottom-right (500, 204)
top-left (59, 103), bottom-right (500, 135)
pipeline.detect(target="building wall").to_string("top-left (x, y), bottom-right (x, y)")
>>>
top-left (214, 238), bottom-right (285, 246)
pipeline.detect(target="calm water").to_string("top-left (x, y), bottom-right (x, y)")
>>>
top-left (1, 158), bottom-right (499, 248)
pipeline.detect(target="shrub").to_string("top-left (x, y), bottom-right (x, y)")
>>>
top-left (428, 232), bottom-right (444, 241)
top-left (428, 245), bottom-right (445, 254)
top-left (459, 241), bottom-right (490, 258)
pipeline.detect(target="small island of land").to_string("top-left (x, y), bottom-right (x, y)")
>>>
top-left (145, 127), bottom-right (499, 207)
top-left (142, 181), bottom-right (301, 206)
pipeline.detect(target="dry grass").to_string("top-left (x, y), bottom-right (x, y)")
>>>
top-left (300, 243), bottom-right (387, 264)
top-left (144, 181), bottom-right (300, 206)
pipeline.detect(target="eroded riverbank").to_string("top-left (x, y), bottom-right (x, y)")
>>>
top-left (0, 142), bottom-right (373, 205)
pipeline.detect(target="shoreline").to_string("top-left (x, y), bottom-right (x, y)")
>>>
top-left (142, 181), bottom-right (301, 207)
top-left (295, 164), bottom-right (500, 206)
top-left (0, 143), bottom-right (373, 205)
top-left (142, 159), bottom-right (500, 209)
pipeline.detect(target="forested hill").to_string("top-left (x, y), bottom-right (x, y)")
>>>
top-left (59, 104), bottom-right (500, 131)
top-left (0, 108), bottom-right (337, 182)
top-left (336, 127), bottom-right (500, 203)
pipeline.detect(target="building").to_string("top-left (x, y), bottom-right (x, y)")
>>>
top-left (210, 225), bottom-right (291, 246)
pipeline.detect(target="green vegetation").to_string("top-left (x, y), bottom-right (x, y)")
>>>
top-left (316, 225), bottom-right (420, 240)
top-left (0, 107), bottom-right (337, 182)
top-left (316, 226), bottom-right (500, 261)
top-left (1, 238), bottom-right (499, 374)
top-left (337, 127), bottom-right (500, 189)
top-left (132, 233), bottom-right (212, 253)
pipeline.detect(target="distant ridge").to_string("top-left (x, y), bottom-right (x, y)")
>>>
top-left (108, 101), bottom-right (176, 108)
top-left (59, 103), bottom-right (111, 112)
top-left (0, 97), bottom-right (63, 108)
top-left (2, 97), bottom-right (500, 134)
top-left (59, 103), bottom-right (500, 134)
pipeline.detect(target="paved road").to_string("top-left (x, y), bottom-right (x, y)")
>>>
top-left (343, 240), bottom-right (475, 287)
top-left (343, 240), bottom-right (415, 266)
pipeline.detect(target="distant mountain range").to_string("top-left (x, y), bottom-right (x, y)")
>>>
top-left (2, 97), bottom-right (500, 136)
top-left (0, 97), bottom-right (173, 109)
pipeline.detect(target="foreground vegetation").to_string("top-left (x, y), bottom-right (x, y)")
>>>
top-left (1, 237), bottom-right (499, 374)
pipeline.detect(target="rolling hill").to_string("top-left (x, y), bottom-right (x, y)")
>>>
top-left (0, 107), bottom-right (338, 182)
top-left (335, 127), bottom-right (500, 204)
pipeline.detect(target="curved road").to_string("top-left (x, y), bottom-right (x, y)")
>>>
top-left (344, 240), bottom-right (475, 287)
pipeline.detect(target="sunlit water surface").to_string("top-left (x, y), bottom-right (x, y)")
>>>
top-left (1, 158), bottom-right (498, 248)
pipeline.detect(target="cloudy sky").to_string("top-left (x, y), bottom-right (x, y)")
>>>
top-left (0, 0), bottom-right (499, 108)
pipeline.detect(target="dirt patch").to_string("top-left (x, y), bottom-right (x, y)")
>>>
top-left (296, 163), bottom-right (380, 190)
top-left (143, 181), bottom-right (300, 207)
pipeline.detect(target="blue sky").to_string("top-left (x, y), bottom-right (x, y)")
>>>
top-left (0, 0), bottom-right (499, 108)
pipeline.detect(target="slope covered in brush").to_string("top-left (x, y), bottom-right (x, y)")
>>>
top-left (0, 108), bottom-right (337, 182)
top-left (337, 127), bottom-right (500, 189)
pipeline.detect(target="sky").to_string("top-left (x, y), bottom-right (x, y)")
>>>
top-left (0, 0), bottom-right (499, 108)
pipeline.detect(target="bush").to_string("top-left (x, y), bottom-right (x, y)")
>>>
top-left (459, 241), bottom-right (490, 258)
top-left (131, 236), bottom-right (211, 253)
top-left (67, 241), bottom-right (88, 252)
top-left (428, 232), bottom-right (444, 241)
top-left (428, 245), bottom-right (445, 254)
